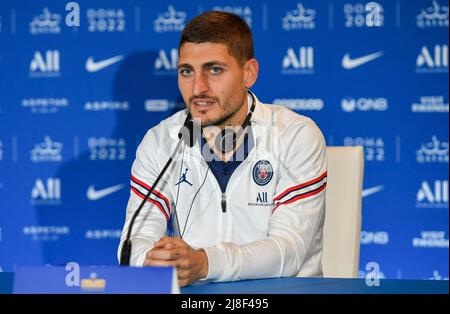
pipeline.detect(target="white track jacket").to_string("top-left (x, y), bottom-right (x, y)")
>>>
top-left (118, 92), bottom-right (327, 282)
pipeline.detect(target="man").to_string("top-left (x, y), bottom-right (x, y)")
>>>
top-left (118, 11), bottom-right (327, 287)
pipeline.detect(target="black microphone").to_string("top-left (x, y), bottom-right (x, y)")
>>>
top-left (120, 112), bottom-right (195, 266)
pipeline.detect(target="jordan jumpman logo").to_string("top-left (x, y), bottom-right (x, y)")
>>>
top-left (175, 168), bottom-right (193, 186)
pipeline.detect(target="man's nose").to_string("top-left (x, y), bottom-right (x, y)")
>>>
top-left (193, 73), bottom-right (209, 96)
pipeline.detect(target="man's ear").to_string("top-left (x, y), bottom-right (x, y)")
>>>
top-left (243, 58), bottom-right (259, 88)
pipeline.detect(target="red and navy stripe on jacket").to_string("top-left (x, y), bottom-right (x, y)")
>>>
top-left (130, 175), bottom-right (171, 220)
top-left (273, 172), bottom-right (327, 212)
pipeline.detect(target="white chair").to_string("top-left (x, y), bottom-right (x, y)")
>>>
top-left (322, 146), bottom-right (364, 278)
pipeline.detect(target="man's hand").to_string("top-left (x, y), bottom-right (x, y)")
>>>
top-left (143, 236), bottom-right (208, 287)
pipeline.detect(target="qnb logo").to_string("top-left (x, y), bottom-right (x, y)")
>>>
top-left (153, 6), bottom-right (186, 33)
top-left (344, 2), bottom-right (384, 28)
top-left (213, 6), bottom-right (253, 27)
top-left (412, 231), bottom-right (449, 248)
top-left (416, 180), bottom-right (449, 208)
top-left (273, 98), bottom-right (324, 111)
top-left (344, 137), bottom-right (384, 162)
top-left (282, 47), bottom-right (314, 74)
top-left (341, 97), bottom-right (388, 112)
top-left (87, 8), bottom-right (125, 32)
top-left (154, 49), bottom-right (178, 74)
top-left (361, 231), bottom-right (389, 245)
top-left (416, 136), bottom-right (449, 164)
top-left (88, 137), bottom-right (126, 161)
top-left (31, 178), bottom-right (61, 205)
top-left (31, 136), bottom-right (63, 163)
top-left (30, 50), bottom-right (60, 77)
top-left (416, 45), bottom-right (448, 72)
top-left (29, 8), bottom-right (61, 35)
top-left (417, 1), bottom-right (449, 28)
top-left (411, 96), bottom-right (449, 113)
top-left (282, 3), bottom-right (316, 30)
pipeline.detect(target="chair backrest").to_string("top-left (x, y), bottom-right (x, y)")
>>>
top-left (322, 146), bottom-right (364, 278)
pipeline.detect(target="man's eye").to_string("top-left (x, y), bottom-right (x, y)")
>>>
top-left (209, 66), bottom-right (223, 74)
top-left (180, 68), bottom-right (193, 76)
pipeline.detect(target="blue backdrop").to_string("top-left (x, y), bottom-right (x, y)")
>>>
top-left (0, 0), bottom-right (448, 280)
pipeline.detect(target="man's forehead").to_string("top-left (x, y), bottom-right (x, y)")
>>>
top-left (178, 42), bottom-right (235, 64)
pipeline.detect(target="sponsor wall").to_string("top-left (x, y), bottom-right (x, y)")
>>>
top-left (0, 0), bottom-right (448, 279)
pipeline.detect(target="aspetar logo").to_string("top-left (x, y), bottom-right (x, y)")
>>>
top-left (153, 5), bottom-right (186, 33)
top-left (22, 98), bottom-right (69, 114)
top-left (30, 50), bottom-right (60, 77)
top-left (31, 136), bottom-right (63, 163)
top-left (154, 48), bottom-right (178, 75)
top-left (341, 97), bottom-right (388, 112)
top-left (31, 178), bottom-right (61, 205)
top-left (416, 180), bottom-right (448, 208)
top-left (416, 45), bottom-right (448, 73)
top-left (282, 47), bottom-right (314, 74)
top-left (29, 7), bottom-right (61, 34)
top-left (417, 1), bottom-right (449, 28)
top-left (416, 136), bottom-right (449, 163)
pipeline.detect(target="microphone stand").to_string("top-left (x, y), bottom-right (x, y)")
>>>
top-left (120, 138), bottom-right (184, 266)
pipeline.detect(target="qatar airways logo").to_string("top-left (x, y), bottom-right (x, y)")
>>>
top-left (153, 6), bottom-right (186, 33)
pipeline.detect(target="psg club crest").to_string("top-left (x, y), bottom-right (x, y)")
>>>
top-left (253, 160), bottom-right (273, 186)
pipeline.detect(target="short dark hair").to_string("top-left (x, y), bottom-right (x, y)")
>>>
top-left (179, 11), bottom-right (254, 65)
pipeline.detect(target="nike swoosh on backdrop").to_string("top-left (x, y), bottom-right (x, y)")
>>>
top-left (341, 51), bottom-right (383, 69)
top-left (85, 55), bottom-right (124, 72)
top-left (87, 184), bottom-right (125, 201)
top-left (362, 185), bottom-right (384, 198)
